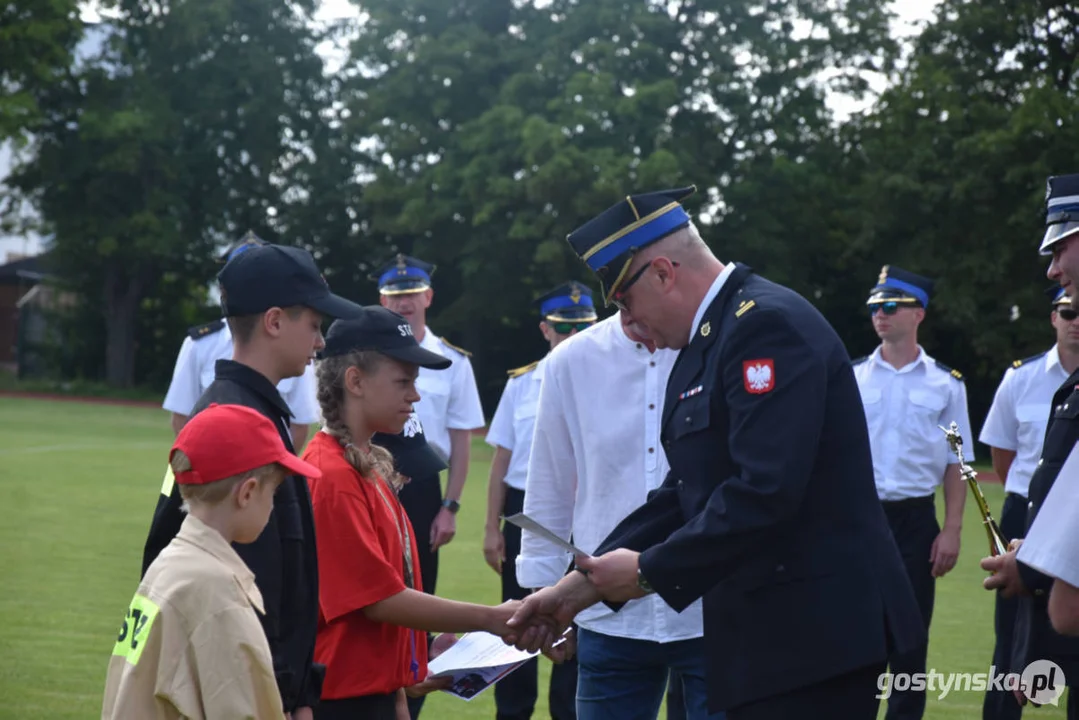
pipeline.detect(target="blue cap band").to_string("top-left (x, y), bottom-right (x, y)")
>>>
top-left (586, 206), bottom-right (691, 271)
top-left (541, 294), bottom-right (594, 317)
top-left (229, 243), bottom-right (259, 261)
top-left (879, 278), bottom-right (929, 307)
top-left (379, 265), bottom-right (430, 287)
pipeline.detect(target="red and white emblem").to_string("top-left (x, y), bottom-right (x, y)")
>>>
top-left (743, 359), bottom-right (775, 394)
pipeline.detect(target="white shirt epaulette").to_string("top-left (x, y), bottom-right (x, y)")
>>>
top-left (438, 337), bottom-right (472, 358)
top-left (507, 360), bottom-right (540, 379)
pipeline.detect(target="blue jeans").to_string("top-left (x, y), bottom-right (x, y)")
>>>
top-left (576, 627), bottom-right (725, 720)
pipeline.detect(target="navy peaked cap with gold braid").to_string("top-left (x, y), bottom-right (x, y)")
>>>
top-left (534, 281), bottom-right (598, 321)
top-left (369, 253), bottom-right (436, 295)
top-left (867, 265), bottom-right (934, 308)
top-left (1045, 284), bottom-right (1072, 306)
top-left (566, 185), bottom-right (696, 305)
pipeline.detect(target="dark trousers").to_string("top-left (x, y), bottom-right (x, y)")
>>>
top-left (397, 473), bottom-right (443, 720)
top-left (726, 661), bottom-right (886, 720)
top-left (315, 693), bottom-right (397, 720)
top-left (983, 492), bottom-right (1028, 720)
top-left (881, 495), bottom-right (939, 720)
top-left (667, 669), bottom-right (687, 719)
top-left (496, 486), bottom-right (579, 720)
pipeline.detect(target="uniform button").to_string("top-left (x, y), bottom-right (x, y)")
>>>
top-left (677, 480), bottom-right (684, 488)
top-left (1038, 459), bottom-right (1044, 466)
top-left (649, 403), bottom-right (655, 410)
top-left (1029, 501), bottom-right (1035, 510)
top-left (685, 416), bottom-right (692, 423)
top-left (1066, 404), bottom-right (1071, 410)
top-left (1035, 589), bottom-right (1045, 597)
top-left (648, 447), bottom-right (655, 454)
top-left (776, 564), bottom-right (785, 572)
top-left (650, 361), bottom-right (656, 367)
top-left (636, 343), bottom-right (642, 350)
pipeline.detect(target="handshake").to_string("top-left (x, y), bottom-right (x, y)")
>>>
top-left (492, 549), bottom-right (649, 657)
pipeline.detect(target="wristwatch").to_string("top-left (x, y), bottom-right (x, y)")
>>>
top-left (637, 567), bottom-right (654, 594)
top-left (441, 498), bottom-right (461, 514)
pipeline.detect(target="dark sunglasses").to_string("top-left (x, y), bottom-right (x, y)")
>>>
top-left (1058, 308), bottom-right (1078, 321)
top-left (551, 321), bottom-right (594, 334)
top-left (612, 259), bottom-right (681, 311)
top-left (869, 301), bottom-right (911, 316)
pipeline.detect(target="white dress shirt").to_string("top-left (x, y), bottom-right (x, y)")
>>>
top-left (1018, 442), bottom-right (1079, 587)
top-left (979, 346), bottom-right (1070, 497)
top-left (414, 327), bottom-right (486, 462)
top-left (690, 261), bottom-right (736, 340)
top-left (516, 314), bottom-right (704, 643)
top-left (853, 346), bottom-right (974, 502)
top-left (485, 357), bottom-right (545, 491)
top-left (161, 323), bottom-right (319, 424)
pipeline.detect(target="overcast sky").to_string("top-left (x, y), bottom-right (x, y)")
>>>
top-left (1, 0), bottom-right (941, 264)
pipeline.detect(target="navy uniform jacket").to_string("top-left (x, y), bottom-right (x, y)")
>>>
top-left (141, 360), bottom-right (323, 712)
top-left (594, 263), bottom-right (925, 712)
top-left (1013, 367), bottom-right (1079, 679)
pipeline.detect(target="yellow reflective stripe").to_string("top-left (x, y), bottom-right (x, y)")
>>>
top-left (160, 465), bottom-right (174, 496)
top-left (112, 594), bottom-right (161, 666)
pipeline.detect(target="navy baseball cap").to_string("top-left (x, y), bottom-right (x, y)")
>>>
top-left (217, 244), bottom-right (363, 319)
top-left (373, 413), bottom-right (447, 481)
top-left (319, 306), bottom-right (452, 369)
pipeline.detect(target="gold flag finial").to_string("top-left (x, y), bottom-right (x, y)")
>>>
top-left (940, 422), bottom-right (1009, 558)
top-left (878, 265), bottom-right (890, 285)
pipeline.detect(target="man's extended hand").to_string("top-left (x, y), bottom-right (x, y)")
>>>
top-left (483, 526), bottom-right (505, 575)
top-left (576, 549), bottom-right (648, 603)
top-left (981, 545), bottom-right (1028, 598)
top-left (542, 627), bottom-right (577, 664)
top-left (504, 574), bottom-right (600, 653)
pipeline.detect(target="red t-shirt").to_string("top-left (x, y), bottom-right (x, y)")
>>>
top-left (302, 431), bottom-right (428, 699)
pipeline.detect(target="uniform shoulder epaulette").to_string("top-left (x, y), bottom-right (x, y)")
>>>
top-left (507, 360), bottom-right (540, 379)
top-left (187, 319), bottom-right (225, 340)
top-left (851, 356), bottom-right (868, 366)
top-left (934, 358), bottom-right (964, 381)
top-left (1011, 351), bottom-right (1048, 370)
top-left (734, 298), bottom-right (757, 318)
top-left (439, 337), bottom-right (472, 357)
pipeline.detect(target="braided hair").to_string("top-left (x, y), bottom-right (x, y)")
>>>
top-left (315, 350), bottom-right (402, 488)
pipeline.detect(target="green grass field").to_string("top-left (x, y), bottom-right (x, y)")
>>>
top-left (0, 396), bottom-right (1068, 719)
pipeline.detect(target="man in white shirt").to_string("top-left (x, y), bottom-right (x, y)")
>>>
top-left (484, 281), bottom-right (597, 720)
top-left (372, 253), bottom-right (485, 719)
top-left (162, 233), bottom-right (319, 450)
top-left (978, 287), bottom-right (1079, 720)
top-left (516, 301), bottom-right (721, 720)
top-left (852, 265), bottom-right (972, 720)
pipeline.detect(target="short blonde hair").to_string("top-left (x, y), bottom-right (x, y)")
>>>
top-left (170, 450), bottom-right (285, 509)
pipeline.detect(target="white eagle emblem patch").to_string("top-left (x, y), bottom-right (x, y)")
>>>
top-left (402, 412), bottom-right (423, 438)
top-left (743, 359), bottom-right (775, 394)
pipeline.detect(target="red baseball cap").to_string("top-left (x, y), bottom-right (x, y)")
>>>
top-left (170, 404), bottom-right (323, 485)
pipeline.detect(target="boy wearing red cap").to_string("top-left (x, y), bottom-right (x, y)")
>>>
top-left (102, 403), bottom-right (324, 720)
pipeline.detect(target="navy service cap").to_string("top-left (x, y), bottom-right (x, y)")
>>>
top-left (1040, 174), bottom-right (1079, 255)
top-left (535, 281), bottom-right (598, 322)
top-left (566, 186), bottom-right (696, 305)
top-left (1046, 285), bottom-right (1072, 307)
top-left (217, 230), bottom-right (267, 264)
top-left (320, 306), bottom-right (451, 370)
top-left (217, 243), bottom-right (363, 319)
top-left (867, 265), bottom-right (935, 308)
top-left (371, 253), bottom-right (436, 295)
top-left (372, 412), bottom-right (447, 481)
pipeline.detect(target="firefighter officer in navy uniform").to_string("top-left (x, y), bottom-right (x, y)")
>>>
top-left (501, 185), bottom-right (926, 720)
top-left (982, 173), bottom-right (1079, 718)
top-left (978, 285), bottom-right (1079, 720)
top-left (851, 265), bottom-right (973, 720)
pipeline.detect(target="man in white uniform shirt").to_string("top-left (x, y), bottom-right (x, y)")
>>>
top-left (978, 287), bottom-right (1079, 720)
top-left (517, 308), bottom-right (723, 720)
top-left (853, 265), bottom-right (972, 720)
top-left (484, 281), bottom-right (597, 720)
top-left (162, 233), bottom-right (318, 450)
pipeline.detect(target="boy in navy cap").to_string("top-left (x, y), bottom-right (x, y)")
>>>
top-left (483, 281), bottom-right (596, 720)
top-left (141, 242), bottom-right (364, 720)
top-left (853, 264), bottom-right (972, 720)
top-left (162, 231), bottom-right (320, 448)
top-left (503, 186), bottom-right (925, 720)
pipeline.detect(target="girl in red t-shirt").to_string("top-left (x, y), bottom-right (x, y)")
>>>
top-left (303, 308), bottom-right (522, 720)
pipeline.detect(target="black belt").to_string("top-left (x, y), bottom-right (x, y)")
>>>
top-left (880, 495), bottom-right (935, 510)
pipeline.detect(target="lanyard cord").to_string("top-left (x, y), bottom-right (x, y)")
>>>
top-left (372, 475), bottom-right (420, 682)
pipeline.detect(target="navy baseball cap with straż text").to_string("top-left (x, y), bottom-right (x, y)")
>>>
top-left (217, 244), bottom-right (364, 319)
